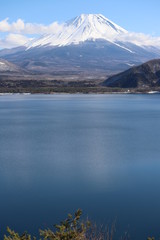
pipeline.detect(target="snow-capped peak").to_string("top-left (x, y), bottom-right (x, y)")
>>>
top-left (26, 14), bottom-right (128, 49)
top-left (67, 14), bottom-right (127, 35)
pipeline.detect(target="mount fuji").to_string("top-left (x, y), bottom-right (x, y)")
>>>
top-left (26, 14), bottom-right (128, 49)
top-left (1, 14), bottom-right (160, 77)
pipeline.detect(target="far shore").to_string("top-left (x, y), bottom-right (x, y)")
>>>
top-left (0, 90), bottom-right (160, 95)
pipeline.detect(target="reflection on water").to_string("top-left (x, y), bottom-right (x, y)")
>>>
top-left (0, 94), bottom-right (160, 239)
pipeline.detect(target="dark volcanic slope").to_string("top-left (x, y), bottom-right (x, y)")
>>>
top-left (102, 59), bottom-right (160, 88)
top-left (1, 40), bottom-right (160, 76)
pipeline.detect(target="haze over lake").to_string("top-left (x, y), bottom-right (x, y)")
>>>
top-left (0, 94), bottom-right (160, 239)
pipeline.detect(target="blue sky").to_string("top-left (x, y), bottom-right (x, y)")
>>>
top-left (0, 0), bottom-right (160, 49)
top-left (1, 0), bottom-right (160, 35)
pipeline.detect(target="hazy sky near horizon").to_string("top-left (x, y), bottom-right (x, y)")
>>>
top-left (0, 0), bottom-right (160, 48)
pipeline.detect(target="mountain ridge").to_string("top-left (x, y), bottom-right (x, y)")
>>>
top-left (102, 59), bottom-right (160, 88)
top-left (0, 58), bottom-right (26, 73)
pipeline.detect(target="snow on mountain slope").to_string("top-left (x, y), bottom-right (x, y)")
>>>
top-left (26, 14), bottom-right (129, 49)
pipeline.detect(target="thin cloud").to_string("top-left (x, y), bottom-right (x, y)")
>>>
top-left (117, 32), bottom-right (160, 47)
top-left (0, 18), bottom-right (64, 34)
top-left (0, 34), bottom-right (32, 48)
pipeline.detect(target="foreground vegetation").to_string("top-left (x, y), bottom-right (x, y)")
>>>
top-left (3, 209), bottom-right (156, 240)
top-left (0, 79), bottom-right (159, 94)
top-left (4, 210), bottom-right (91, 240)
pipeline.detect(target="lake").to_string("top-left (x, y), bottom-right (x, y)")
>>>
top-left (0, 94), bottom-right (160, 239)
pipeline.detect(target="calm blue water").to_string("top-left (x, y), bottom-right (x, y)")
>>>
top-left (0, 94), bottom-right (160, 239)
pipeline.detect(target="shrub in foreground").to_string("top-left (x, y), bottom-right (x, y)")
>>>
top-left (3, 209), bottom-right (156, 240)
top-left (4, 209), bottom-right (90, 240)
